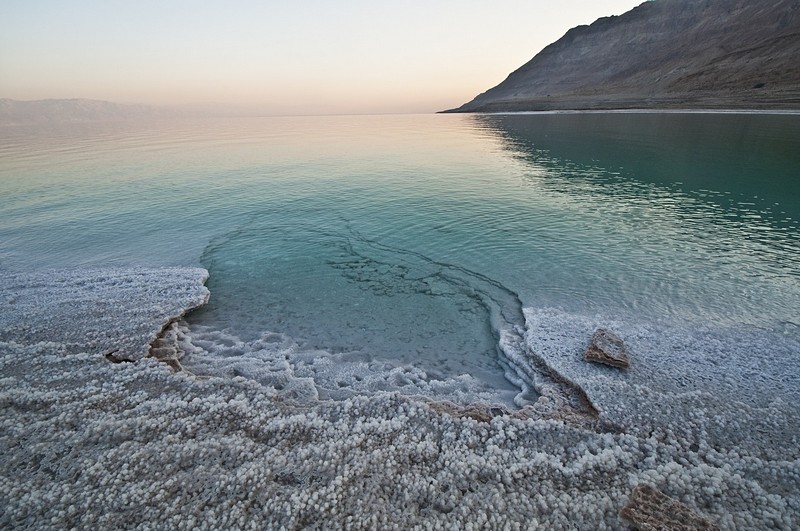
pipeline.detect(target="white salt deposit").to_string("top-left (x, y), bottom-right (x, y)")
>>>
top-left (1, 269), bottom-right (798, 529)
top-left (0, 268), bottom-right (209, 361)
top-left (524, 308), bottom-right (800, 456)
top-left (178, 323), bottom-right (519, 407)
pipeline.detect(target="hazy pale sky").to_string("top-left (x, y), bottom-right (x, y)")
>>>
top-left (0, 0), bottom-right (644, 115)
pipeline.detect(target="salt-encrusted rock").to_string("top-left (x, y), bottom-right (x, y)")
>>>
top-left (621, 484), bottom-right (720, 531)
top-left (584, 328), bottom-right (630, 369)
top-left (428, 401), bottom-right (512, 423)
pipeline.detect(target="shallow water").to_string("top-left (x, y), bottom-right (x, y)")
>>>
top-left (1, 112), bottom-right (798, 399)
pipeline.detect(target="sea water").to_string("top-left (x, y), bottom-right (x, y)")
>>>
top-left (1, 112), bottom-right (798, 404)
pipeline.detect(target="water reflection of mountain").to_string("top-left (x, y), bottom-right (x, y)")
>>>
top-left (471, 112), bottom-right (800, 289)
top-left (472, 113), bottom-right (800, 261)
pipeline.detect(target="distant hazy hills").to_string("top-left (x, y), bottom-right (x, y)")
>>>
top-left (0, 99), bottom-right (166, 125)
top-left (447, 0), bottom-right (800, 112)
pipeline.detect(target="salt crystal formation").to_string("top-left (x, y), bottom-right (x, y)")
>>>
top-left (1, 269), bottom-right (799, 529)
top-left (621, 484), bottom-right (720, 531)
top-left (0, 268), bottom-right (209, 361)
top-left (585, 328), bottom-right (630, 369)
top-left (525, 308), bottom-right (800, 455)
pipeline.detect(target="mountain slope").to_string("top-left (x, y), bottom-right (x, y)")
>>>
top-left (446, 0), bottom-right (800, 112)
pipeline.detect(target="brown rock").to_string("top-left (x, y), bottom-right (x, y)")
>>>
top-left (621, 484), bottom-right (720, 531)
top-left (584, 328), bottom-right (630, 369)
top-left (445, 0), bottom-right (800, 113)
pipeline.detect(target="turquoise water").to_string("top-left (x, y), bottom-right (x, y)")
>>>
top-left (1, 112), bottom-right (798, 397)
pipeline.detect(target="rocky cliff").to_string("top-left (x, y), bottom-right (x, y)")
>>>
top-left (446, 0), bottom-right (800, 112)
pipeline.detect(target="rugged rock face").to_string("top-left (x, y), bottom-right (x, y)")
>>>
top-left (446, 0), bottom-right (800, 112)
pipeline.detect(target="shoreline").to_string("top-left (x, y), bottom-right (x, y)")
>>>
top-left (2, 267), bottom-right (798, 528)
top-left (451, 108), bottom-right (800, 116)
top-left (440, 92), bottom-right (800, 114)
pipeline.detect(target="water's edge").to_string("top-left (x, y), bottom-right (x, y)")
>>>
top-left (2, 267), bottom-right (798, 528)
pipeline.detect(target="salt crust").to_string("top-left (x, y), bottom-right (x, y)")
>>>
top-left (178, 323), bottom-right (521, 408)
top-left (1, 269), bottom-right (799, 529)
top-left (524, 308), bottom-right (800, 459)
top-left (0, 268), bottom-right (210, 361)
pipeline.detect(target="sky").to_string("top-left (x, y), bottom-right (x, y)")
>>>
top-left (0, 0), bottom-right (645, 115)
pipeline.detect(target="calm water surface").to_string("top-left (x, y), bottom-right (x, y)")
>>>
top-left (1, 113), bottom-right (798, 388)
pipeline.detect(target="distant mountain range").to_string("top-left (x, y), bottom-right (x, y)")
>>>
top-left (0, 99), bottom-right (165, 125)
top-left (446, 0), bottom-right (800, 112)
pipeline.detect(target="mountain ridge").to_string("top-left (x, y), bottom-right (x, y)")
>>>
top-left (0, 98), bottom-right (168, 125)
top-left (445, 0), bottom-right (800, 112)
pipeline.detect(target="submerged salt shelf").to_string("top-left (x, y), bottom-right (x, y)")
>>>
top-left (184, 222), bottom-right (528, 407)
top-left (2, 268), bottom-right (799, 529)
